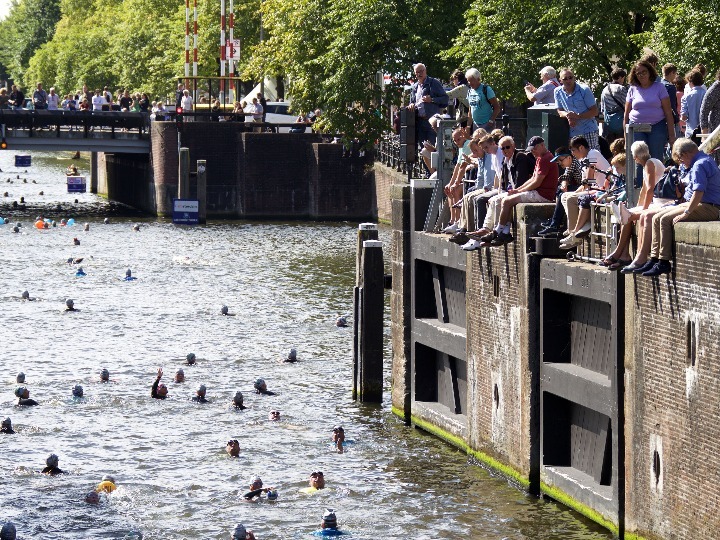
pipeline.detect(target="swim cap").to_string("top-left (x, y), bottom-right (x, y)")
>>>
top-left (266, 489), bottom-right (278, 500)
top-left (14, 387), bottom-right (26, 398)
top-left (84, 223), bottom-right (90, 231)
top-left (21, 291), bottom-right (29, 299)
top-left (133, 224), bottom-right (140, 231)
top-left (231, 524), bottom-right (246, 540)
top-left (85, 491), bottom-right (100, 504)
top-left (233, 391), bottom-right (243, 404)
top-left (0, 521), bottom-right (16, 540)
top-left (100, 368), bottom-right (110, 381)
top-left (221, 305), bottom-right (228, 315)
top-left (72, 384), bottom-right (84, 397)
top-left (196, 384), bottom-right (206, 395)
top-left (175, 368), bottom-right (184, 378)
top-left (66, 299), bottom-right (74, 308)
top-left (16, 372), bottom-right (25, 383)
top-left (104, 218), bottom-right (109, 224)
top-left (288, 348), bottom-right (297, 360)
top-left (250, 476), bottom-right (262, 487)
top-left (12, 226), bottom-right (18, 233)
top-left (186, 353), bottom-right (196, 364)
top-left (1, 418), bottom-right (10, 427)
top-left (102, 474), bottom-right (116, 484)
top-left (46, 453), bottom-right (59, 467)
top-left (333, 425), bottom-right (344, 432)
top-left (254, 378), bottom-right (265, 390)
top-left (126, 269), bottom-right (132, 277)
top-left (322, 508), bottom-right (337, 528)
top-left (336, 316), bottom-right (348, 327)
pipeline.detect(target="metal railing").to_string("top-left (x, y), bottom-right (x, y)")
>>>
top-left (376, 133), bottom-right (424, 178)
top-left (0, 109), bottom-right (150, 138)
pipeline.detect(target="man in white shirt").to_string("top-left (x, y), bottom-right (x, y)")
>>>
top-left (524, 66), bottom-right (560, 105)
top-left (47, 87), bottom-right (60, 110)
top-left (91, 89), bottom-right (106, 111)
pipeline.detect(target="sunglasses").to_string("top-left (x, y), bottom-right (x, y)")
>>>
top-left (310, 471), bottom-right (324, 477)
top-left (501, 145), bottom-right (513, 150)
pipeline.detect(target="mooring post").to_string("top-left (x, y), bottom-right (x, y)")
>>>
top-left (353, 223), bottom-right (379, 400)
top-left (90, 152), bottom-right (98, 194)
top-left (178, 147), bottom-right (190, 199)
top-left (358, 239), bottom-right (384, 403)
top-left (197, 159), bottom-right (207, 224)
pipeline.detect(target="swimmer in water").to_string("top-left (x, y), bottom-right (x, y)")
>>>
top-left (269, 410), bottom-right (280, 421)
top-left (221, 305), bottom-right (228, 315)
top-left (42, 453), bottom-right (65, 475)
top-left (67, 165), bottom-right (78, 176)
top-left (1, 417), bottom-right (15, 434)
top-left (254, 378), bottom-right (275, 396)
top-left (230, 523), bottom-right (256, 540)
top-left (232, 391), bottom-right (246, 409)
top-left (284, 348), bottom-right (297, 363)
top-left (332, 426), bottom-right (345, 453)
top-left (72, 384), bottom-right (84, 398)
top-left (100, 368), bottom-right (110, 382)
top-left (65, 299), bottom-right (77, 311)
top-left (124, 269), bottom-right (137, 281)
top-left (186, 353), bottom-right (197, 365)
top-left (226, 439), bottom-right (240, 457)
top-left (0, 522), bottom-right (16, 540)
top-left (85, 491), bottom-right (101, 504)
top-left (96, 474), bottom-right (117, 493)
top-left (243, 476), bottom-right (275, 501)
top-left (21, 290), bottom-right (34, 301)
top-left (16, 372), bottom-right (25, 383)
top-left (84, 223), bottom-right (89, 231)
top-left (174, 369), bottom-right (185, 383)
top-left (312, 508), bottom-right (346, 536)
top-left (133, 224), bottom-right (140, 232)
top-left (73, 237), bottom-right (80, 245)
top-left (75, 267), bottom-right (86, 277)
top-left (14, 387), bottom-right (38, 406)
top-left (192, 384), bottom-right (209, 403)
top-left (336, 316), bottom-right (348, 328)
top-left (151, 367), bottom-right (168, 399)
top-left (308, 471), bottom-right (326, 490)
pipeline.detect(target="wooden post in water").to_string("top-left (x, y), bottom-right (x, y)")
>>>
top-left (356, 239), bottom-right (384, 403)
top-left (90, 152), bottom-right (98, 194)
top-left (178, 148), bottom-right (190, 199)
top-left (353, 223), bottom-right (379, 400)
top-left (196, 159), bottom-right (207, 224)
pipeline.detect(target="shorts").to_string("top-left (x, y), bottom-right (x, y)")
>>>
top-left (514, 190), bottom-right (551, 204)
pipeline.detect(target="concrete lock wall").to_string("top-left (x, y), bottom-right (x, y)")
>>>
top-left (389, 182), bottom-right (720, 540)
top-left (100, 122), bottom-right (380, 220)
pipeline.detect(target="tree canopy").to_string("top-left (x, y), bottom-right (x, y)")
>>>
top-left (0, 0), bottom-right (716, 139)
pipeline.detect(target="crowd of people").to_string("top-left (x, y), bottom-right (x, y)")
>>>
top-left (406, 51), bottom-right (720, 275)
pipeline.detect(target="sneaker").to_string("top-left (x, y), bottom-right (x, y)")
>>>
top-left (538, 226), bottom-right (560, 237)
top-left (610, 202), bottom-right (623, 224)
top-left (574, 222), bottom-right (591, 238)
top-left (641, 260), bottom-right (672, 277)
top-left (461, 239), bottom-right (482, 251)
top-left (540, 219), bottom-right (552, 227)
top-left (490, 231), bottom-right (514, 246)
top-left (634, 258), bottom-right (658, 274)
top-left (467, 228), bottom-right (490, 241)
top-left (562, 229), bottom-right (571, 237)
top-left (480, 230), bottom-right (498, 243)
top-left (620, 262), bottom-right (641, 274)
top-left (442, 223), bottom-right (459, 234)
top-left (559, 235), bottom-right (581, 249)
top-left (449, 231), bottom-right (470, 245)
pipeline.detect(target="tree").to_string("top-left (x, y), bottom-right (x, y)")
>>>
top-left (445, 0), bottom-right (654, 102)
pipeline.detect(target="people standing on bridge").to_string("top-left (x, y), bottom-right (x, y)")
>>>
top-left (47, 88), bottom-right (59, 110)
top-left (257, 93), bottom-right (267, 122)
top-left (138, 93), bottom-right (150, 113)
top-left (92, 89), bottom-right (105, 112)
top-left (119, 90), bottom-right (133, 112)
top-left (81, 84), bottom-right (93, 104)
top-left (62, 94), bottom-right (77, 111)
top-left (103, 86), bottom-right (113, 110)
top-left (524, 66), bottom-right (560, 106)
top-left (181, 90), bottom-right (193, 122)
top-left (175, 83), bottom-right (184, 109)
top-left (0, 89), bottom-right (9, 110)
top-left (9, 84), bottom-right (25, 110)
top-left (79, 98), bottom-right (90, 111)
top-left (250, 98), bottom-right (263, 131)
top-left (33, 83), bottom-right (48, 110)
top-left (407, 63), bottom-right (448, 148)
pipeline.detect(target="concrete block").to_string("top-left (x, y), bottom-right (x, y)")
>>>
top-left (674, 222), bottom-right (700, 245)
top-left (697, 222), bottom-right (720, 248)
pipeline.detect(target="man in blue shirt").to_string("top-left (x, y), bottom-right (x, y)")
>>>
top-left (554, 69), bottom-right (600, 150)
top-left (408, 63), bottom-right (448, 147)
top-left (681, 69), bottom-right (707, 137)
top-left (642, 138), bottom-right (720, 276)
top-left (466, 67), bottom-right (500, 131)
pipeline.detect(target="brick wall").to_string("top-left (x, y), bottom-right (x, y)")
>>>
top-left (465, 203), bottom-right (553, 488)
top-left (625, 222), bottom-right (720, 539)
top-left (374, 162), bottom-right (408, 224)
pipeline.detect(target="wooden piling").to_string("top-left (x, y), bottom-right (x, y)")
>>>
top-left (197, 159), bottom-right (207, 224)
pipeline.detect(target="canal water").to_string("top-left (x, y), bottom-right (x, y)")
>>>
top-left (0, 151), bottom-right (613, 539)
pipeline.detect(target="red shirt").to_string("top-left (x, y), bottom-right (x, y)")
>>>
top-left (534, 151), bottom-right (559, 201)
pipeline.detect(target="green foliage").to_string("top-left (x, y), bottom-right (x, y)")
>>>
top-left (445, 0), bottom-right (653, 102)
top-left (648, 0), bottom-right (720, 75)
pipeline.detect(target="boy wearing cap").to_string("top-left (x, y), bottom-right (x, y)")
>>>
top-left (538, 146), bottom-right (583, 237)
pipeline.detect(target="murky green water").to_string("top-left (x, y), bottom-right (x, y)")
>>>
top-left (0, 151), bottom-right (613, 539)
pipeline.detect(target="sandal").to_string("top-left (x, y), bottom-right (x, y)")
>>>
top-left (598, 255), bottom-right (618, 267)
top-left (608, 259), bottom-right (632, 271)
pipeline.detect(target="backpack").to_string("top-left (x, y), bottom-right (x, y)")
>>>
top-left (653, 165), bottom-right (683, 200)
top-left (603, 85), bottom-right (624, 134)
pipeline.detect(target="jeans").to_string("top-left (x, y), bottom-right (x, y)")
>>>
top-left (417, 118), bottom-right (436, 147)
top-left (632, 119), bottom-right (668, 187)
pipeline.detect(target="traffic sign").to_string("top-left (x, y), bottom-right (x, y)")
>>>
top-left (226, 39), bottom-right (241, 61)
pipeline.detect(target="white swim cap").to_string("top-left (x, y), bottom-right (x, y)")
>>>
top-left (103, 218), bottom-right (109, 224)
top-left (322, 508), bottom-right (337, 528)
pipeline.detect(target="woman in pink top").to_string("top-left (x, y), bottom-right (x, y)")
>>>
top-left (623, 60), bottom-right (676, 185)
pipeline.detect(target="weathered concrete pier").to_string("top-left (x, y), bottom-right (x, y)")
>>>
top-left (379, 158), bottom-right (720, 540)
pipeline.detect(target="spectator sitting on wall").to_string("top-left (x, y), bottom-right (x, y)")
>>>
top-left (554, 68), bottom-right (600, 150)
top-left (558, 136), bottom-right (611, 237)
top-left (640, 138), bottom-right (720, 276)
top-left (537, 146), bottom-right (583, 238)
top-left (524, 66), bottom-right (560, 106)
top-left (440, 128), bottom-right (473, 234)
top-left (483, 136), bottom-right (559, 246)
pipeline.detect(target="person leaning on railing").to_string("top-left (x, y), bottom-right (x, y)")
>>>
top-left (638, 138), bottom-right (720, 276)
